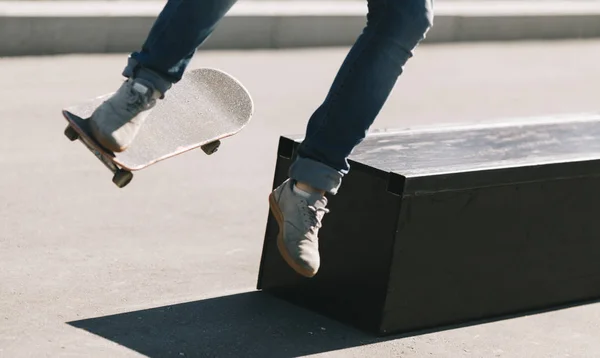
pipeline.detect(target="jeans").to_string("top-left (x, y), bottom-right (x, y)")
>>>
top-left (123, 0), bottom-right (434, 194)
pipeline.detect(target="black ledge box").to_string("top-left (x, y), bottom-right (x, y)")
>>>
top-left (256, 115), bottom-right (600, 335)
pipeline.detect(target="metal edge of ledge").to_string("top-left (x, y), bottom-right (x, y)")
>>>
top-left (1, 1), bottom-right (600, 56)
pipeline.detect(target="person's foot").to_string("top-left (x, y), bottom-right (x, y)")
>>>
top-left (89, 78), bottom-right (161, 152)
top-left (268, 179), bottom-right (329, 278)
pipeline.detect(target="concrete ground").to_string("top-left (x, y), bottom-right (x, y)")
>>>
top-left (1, 40), bottom-right (600, 357)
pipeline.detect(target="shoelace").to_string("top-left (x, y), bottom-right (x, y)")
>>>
top-left (305, 204), bottom-right (330, 229)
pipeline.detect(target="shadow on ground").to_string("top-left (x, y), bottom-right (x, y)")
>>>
top-left (67, 291), bottom-right (383, 358)
top-left (67, 291), bottom-right (600, 358)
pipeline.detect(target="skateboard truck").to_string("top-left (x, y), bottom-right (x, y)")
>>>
top-left (64, 124), bottom-right (134, 188)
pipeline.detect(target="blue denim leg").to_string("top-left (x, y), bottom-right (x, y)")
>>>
top-left (289, 0), bottom-right (434, 194)
top-left (122, 0), bottom-right (238, 95)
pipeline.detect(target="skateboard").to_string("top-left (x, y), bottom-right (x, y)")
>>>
top-left (62, 67), bottom-right (253, 188)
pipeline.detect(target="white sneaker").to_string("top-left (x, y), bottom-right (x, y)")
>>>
top-left (89, 79), bottom-right (161, 152)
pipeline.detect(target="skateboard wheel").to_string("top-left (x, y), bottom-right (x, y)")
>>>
top-left (201, 140), bottom-right (221, 155)
top-left (64, 126), bottom-right (79, 141)
top-left (112, 170), bottom-right (133, 188)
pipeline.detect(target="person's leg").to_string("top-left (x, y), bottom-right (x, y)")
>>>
top-left (270, 0), bottom-right (434, 278)
top-left (124, 0), bottom-right (238, 95)
top-left (89, 0), bottom-right (238, 152)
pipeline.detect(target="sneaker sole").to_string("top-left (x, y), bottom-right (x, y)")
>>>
top-left (268, 192), bottom-right (317, 278)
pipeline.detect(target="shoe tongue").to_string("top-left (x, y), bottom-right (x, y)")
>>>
top-left (307, 193), bottom-right (327, 208)
top-left (132, 82), bottom-right (150, 95)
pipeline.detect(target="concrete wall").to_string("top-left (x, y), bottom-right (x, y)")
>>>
top-left (2, 1), bottom-right (600, 56)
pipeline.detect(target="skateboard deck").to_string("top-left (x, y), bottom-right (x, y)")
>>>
top-left (62, 67), bottom-right (253, 188)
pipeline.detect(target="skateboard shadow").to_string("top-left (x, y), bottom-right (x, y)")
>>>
top-left (67, 291), bottom-right (385, 358)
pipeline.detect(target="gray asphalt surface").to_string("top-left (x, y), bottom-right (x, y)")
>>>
top-left (2, 40), bottom-right (600, 357)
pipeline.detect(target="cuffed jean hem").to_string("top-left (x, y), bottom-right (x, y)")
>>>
top-left (122, 57), bottom-right (173, 96)
top-left (288, 156), bottom-right (343, 195)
